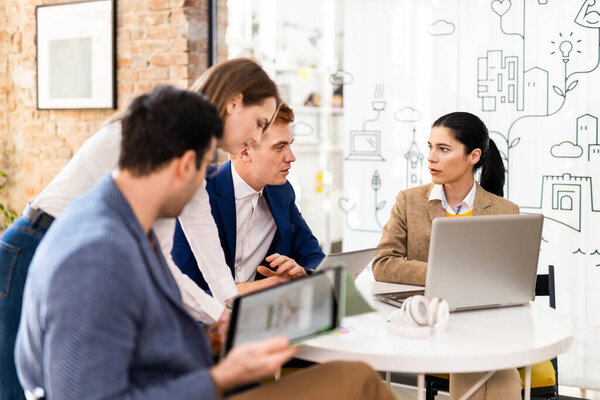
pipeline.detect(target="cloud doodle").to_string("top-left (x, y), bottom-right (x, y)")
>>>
top-left (329, 69), bottom-right (354, 85)
top-left (394, 106), bottom-right (422, 122)
top-left (292, 121), bottom-right (314, 136)
top-left (550, 141), bottom-right (584, 158)
top-left (428, 19), bottom-right (456, 36)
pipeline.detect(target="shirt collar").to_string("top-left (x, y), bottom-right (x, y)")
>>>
top-left (231, 163), bottom-right (263, 200)
top-left (462, 181), bottom-right (477, 209)
top-left (428, 181), bottom-right (477, 213)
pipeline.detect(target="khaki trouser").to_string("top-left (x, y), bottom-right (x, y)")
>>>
top-left (227, 361), bottom-right (395, 400)
top-left (450, 369), bottom-right (522, 400)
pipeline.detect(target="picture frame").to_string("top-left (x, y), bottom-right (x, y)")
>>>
top-left (36, 0), bottom-right (116, 110)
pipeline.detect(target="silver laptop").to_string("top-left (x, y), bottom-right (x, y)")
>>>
top-left (314, 248), bottom-right (379, 279)
top-left (376, 214), bottom-right (544, 311)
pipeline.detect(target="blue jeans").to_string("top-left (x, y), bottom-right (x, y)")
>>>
top-left (0, 217), bottom-right (48, 400)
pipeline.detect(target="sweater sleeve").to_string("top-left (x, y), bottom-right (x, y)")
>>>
top-left (43, 241), bottom-right (217, 400)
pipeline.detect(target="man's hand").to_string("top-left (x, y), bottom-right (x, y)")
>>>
top-left (257, 253), bottom-right (308, 280)
top-left (236, 275), bottom-right (289, 295)
top-left (206, 308), bottom-right (230, 357)
top-left (209, 336), bottom-right (298, 394)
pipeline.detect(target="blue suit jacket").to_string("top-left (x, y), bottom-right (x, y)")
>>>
top-left (15, 175), bottom-right (217, 400)
top-left (172, 161), bottom-right (324, 291)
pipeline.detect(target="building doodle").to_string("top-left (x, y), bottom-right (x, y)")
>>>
top-left (394, 106), bottom-right (424, 189)
top-left (520, 173), bottom-right (600, 232)
top-left (404, 128), bottom-right (424, 189)
top-left (477, 49), bottom-right (521, 111)
top-left (550, 114), bottom-right (598, 158)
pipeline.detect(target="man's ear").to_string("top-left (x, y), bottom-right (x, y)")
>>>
top-left (176, 150), bottom-right (198, 181)
top-left (469, 148), bottom-right (482, 165)
top-left (237, 146), bottom-right (252, 162)
top-left (225, 93), bottom-right (244, 115)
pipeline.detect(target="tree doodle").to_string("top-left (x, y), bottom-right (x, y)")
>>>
top-left (483, 0), bottom-right (600, 198)
top-left (338, 170), bottom-right (386, 233)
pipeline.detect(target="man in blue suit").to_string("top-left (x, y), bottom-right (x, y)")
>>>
top-left (172, 103), bottom-right (325, 294)
top-left (14, 87), bottom-right (394, 400)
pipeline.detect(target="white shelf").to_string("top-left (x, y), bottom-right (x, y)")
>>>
top-left (293, 105), bottom-right (344, 116)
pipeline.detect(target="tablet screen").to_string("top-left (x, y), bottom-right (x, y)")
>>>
top-left (226, 268), bottom-right (340, 351)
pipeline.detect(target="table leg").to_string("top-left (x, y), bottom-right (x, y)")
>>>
top-left (524, 365), bottom-right (531, 400)
top-left (385, 371), bottom-right (391, 386)
top-left (458, 371), bottom-right (496, 400)
top-left (417, 373), bottom-right (425, 400)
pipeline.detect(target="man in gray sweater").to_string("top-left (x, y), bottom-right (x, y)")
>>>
top-left (14, 85), bottom-right (393, 400)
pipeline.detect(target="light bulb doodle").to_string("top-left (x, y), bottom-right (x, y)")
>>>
top-left (559, 40), bottom-right (573, 62)
top-left (550, 32), bottom-right (582, 63)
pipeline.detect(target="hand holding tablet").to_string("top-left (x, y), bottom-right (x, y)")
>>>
top-left (225, 267), bottom-right (344, 353)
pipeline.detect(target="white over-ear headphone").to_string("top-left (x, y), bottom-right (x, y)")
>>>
top-left (387, 295), bottom-right (450, 338)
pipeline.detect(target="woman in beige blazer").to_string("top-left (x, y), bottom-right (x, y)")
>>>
top-left (373, 112), bottom-right (521, 400)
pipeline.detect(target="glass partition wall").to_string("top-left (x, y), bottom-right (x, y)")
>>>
top-left (226, 0), bottom-right (600, 392)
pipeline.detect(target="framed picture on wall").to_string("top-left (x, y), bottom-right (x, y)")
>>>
top-left (36, 0), bottom-right (116, 110)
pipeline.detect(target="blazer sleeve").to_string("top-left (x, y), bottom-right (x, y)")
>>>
top-left (43, 241), bottom-right (217, 400)
top-left (372, 190), bottom-right (428, 286)
top-left (288, 189), bottom-right (325, 271)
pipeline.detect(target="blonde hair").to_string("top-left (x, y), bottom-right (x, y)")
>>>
top-left (273, 102), bottom-right (294, 125)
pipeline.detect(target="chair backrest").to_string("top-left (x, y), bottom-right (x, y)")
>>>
top-left (535, 265), bottom-right (556, 309)
top-left (534, 265), bottom-right (559, 396)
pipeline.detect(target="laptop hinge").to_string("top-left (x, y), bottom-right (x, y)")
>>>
top-left (455, 304), bottom-right (501, 311)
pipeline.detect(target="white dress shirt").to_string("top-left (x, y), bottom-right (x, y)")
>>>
top-left (32, 122), bottom-right (237, 323)
top-left (231, 164), bottom-right (277, 283)
top-left (428, 181), bottom-right (477, 215)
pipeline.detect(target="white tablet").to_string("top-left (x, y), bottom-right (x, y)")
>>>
top-left (225, 267), bottom-right (343, 352)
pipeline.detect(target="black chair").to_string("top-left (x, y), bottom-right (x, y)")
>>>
top-left (525, 264), bottom-right (559, 400)
top-left (425, 265), bottom-right (559, 400)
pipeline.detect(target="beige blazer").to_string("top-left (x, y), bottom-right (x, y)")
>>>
top-left (372, 183), bottom-right (519, 286)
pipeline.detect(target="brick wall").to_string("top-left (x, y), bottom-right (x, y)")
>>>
top-left (0, 0), bottom-right (227, 219)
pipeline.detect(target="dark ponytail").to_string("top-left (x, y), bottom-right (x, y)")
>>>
top-left (479, 139), bottom-right (505, 197)
top-left (432, 112), bottom-right (505, 197)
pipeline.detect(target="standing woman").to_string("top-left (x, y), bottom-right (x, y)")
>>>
top-left (373, 112), bottom-right (521, 399)
top-left (0, 58), bottom-right (279, 400)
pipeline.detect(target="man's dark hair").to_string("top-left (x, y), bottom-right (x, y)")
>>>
top-left (119, 85), bottom-right (223, 176)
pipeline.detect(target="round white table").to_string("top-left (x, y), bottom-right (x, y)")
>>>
top-left (296, 281), bottom-right (574, 400)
